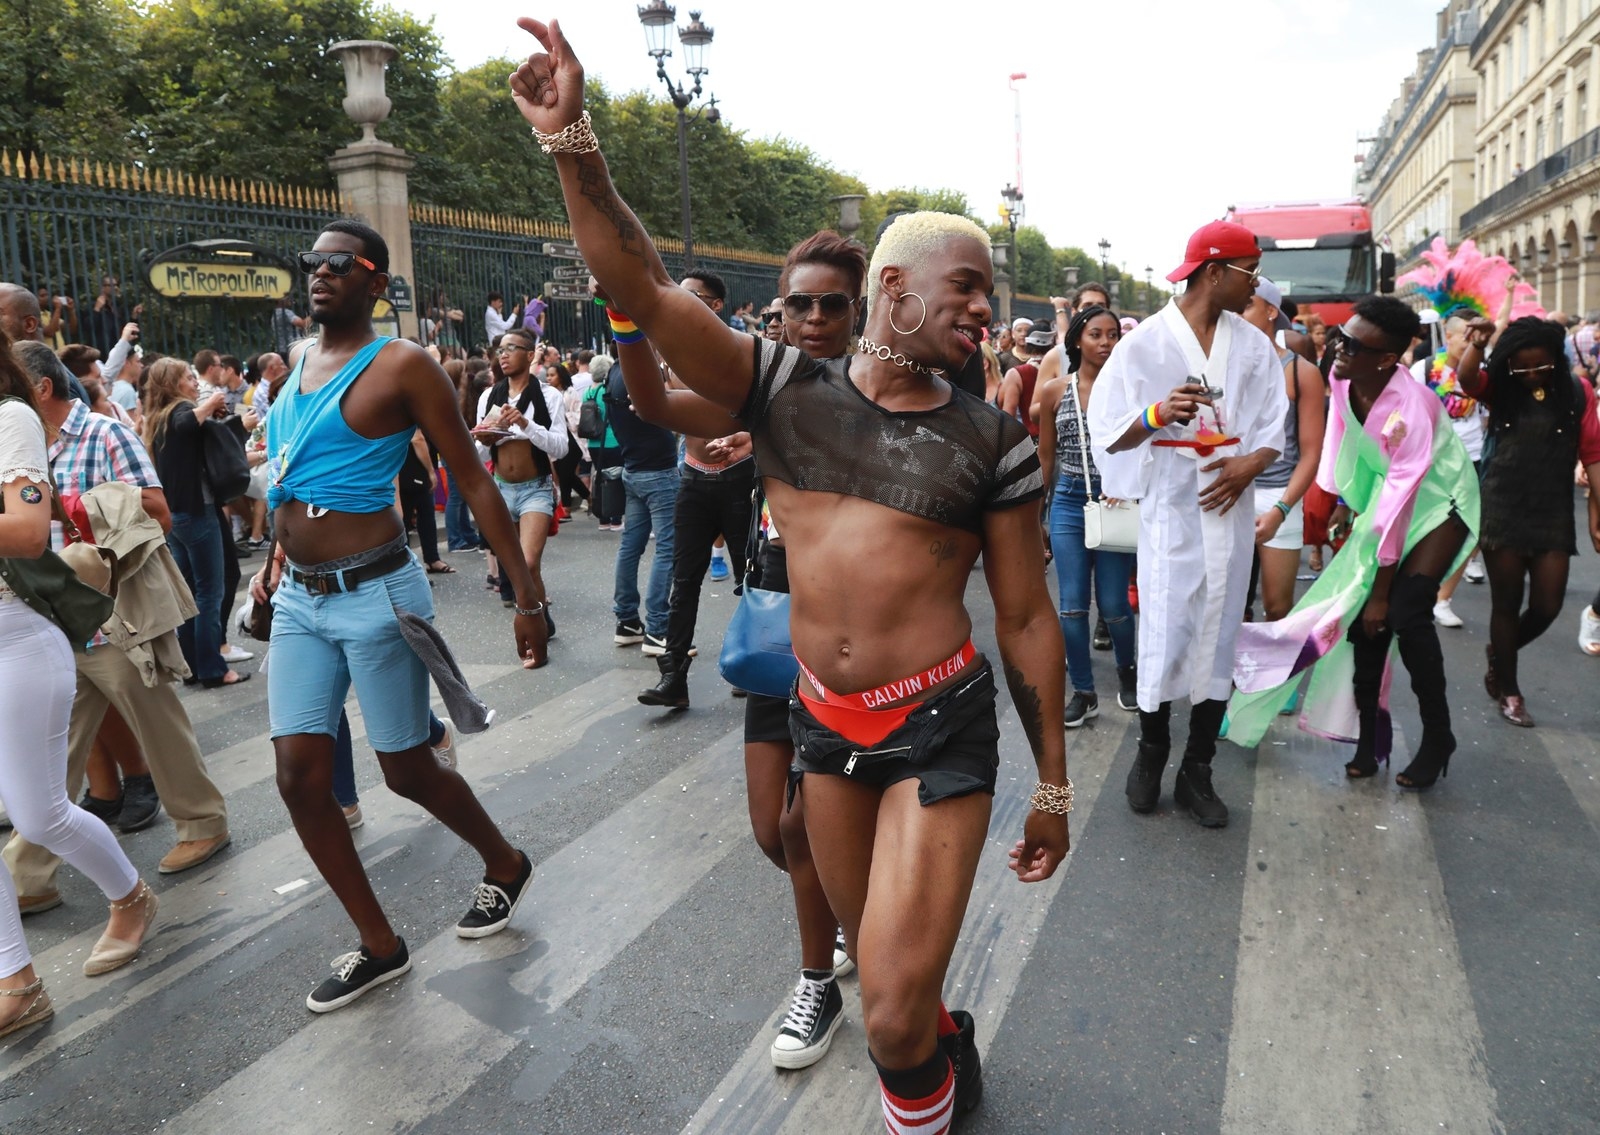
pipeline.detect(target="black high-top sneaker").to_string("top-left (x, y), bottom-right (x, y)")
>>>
top-left (938, 1009), bottom-right (984, 1116)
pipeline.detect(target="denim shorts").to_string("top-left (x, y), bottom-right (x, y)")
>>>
top-left (497, 475), bottom-right (555, 519)
top-left (268, 554), bottom-right (433, 752)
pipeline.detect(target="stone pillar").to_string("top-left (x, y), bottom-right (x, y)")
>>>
top-left (327, 40), bottom-right (417, 341)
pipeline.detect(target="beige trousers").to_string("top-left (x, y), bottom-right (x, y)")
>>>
top-left (4, 646), bottom-right (228, 895)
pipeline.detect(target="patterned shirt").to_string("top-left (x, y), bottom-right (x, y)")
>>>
top-left (49, 398), bottom-right (162, 534)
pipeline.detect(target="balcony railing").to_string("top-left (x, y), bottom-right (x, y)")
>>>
top-left (1461, 124), bottom-right (1600, 233)
top-left (1471, 0), bottom-right (1519, 58)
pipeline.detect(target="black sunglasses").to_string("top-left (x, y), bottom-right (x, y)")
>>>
top-left (782, 292), bottom-right (855, 321)
top-left (760, 311), bottom-right (784, 326)
top-left (1330, 326), bottom-right (1389, 358)
top-left (297, 250), bottom-right (377, 276)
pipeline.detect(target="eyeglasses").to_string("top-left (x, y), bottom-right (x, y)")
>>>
top-left (685, 288), bottom-right (717, 304)
top-left (1509, 363), bottom-right (1557, 377)
top-left (296, 251), bottom-right (378, 276)
top-left (1330, 326), bottom-right (1389, 358)
top-left (760, 311), bottom-right (783, 326)
top-left (1223, 263), bottom-right (1263, 285)
top-left (782, 292), bottom-right (856, 321)
top-left (495, 343), bottom-right (531, 355)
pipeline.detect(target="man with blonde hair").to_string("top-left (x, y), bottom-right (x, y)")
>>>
top-left (511, 22), bottom-right (1070, 1131)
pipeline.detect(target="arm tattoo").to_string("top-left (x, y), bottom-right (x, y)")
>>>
top-left (1003, 660), bottom-right (1047, 757)
top-left (575, 155), bottom-right (647, 261)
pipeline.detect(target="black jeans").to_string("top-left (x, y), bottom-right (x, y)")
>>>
top-left (399, 474), bottom-right (441, 564)
top-left (215, 505), bottom-right (240, 646)
top-left (665, 462), bottom-right (756, 660)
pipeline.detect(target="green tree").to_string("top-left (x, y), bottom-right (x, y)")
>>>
top-left (126, 0), bottom-right (447, 186)
top-left (0, 0), bottom-right (142, 161)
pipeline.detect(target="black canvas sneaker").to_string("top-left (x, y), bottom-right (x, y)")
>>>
top-left (456, 851), bottom-right (534, 938)
top-left (770, 970), bottom-right (844, 1069)
top-left (305, 938), bottom-right (411, 1013)
top-left (832, 926), bottom-right (855, 977)
top-left (614, 620), bottom-right (645, 646)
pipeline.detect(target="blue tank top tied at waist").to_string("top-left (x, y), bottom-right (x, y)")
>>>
top-left (266, 337), bottom-right (414, 514)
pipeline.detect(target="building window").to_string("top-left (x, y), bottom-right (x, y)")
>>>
top-left (1554, 101), bottom-right (1565, 149)
top-left (1504, 41), bottom-right (1514, 98)
top-left (1519, 19), bottom-right (1529, 83)
top-left (1536, 117), bottom-right (1546, 161)
top-left (1580, 85), bottom-right (1589, 134)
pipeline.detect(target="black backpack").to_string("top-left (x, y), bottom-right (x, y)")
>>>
top-left (578, 382), bottom-right (608, 440)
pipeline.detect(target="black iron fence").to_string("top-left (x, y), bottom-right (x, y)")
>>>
top-left (0, 151), bottom-right (784, 363)
top-left (0, 151), bottom-right (340, 361)
top-left (408, 205), bottom-right (782, 355)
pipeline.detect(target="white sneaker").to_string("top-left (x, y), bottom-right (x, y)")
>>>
top-left (1433, 600), bottom-right (1463, 628)
top-left (220, 644), bottom-right (255, 663)
top-left (1464, 556), bottom-right (1485, 584)
top-left (431, 717), bottom-right (458, 769)
top-left (343, 803), bottom-right (364, 830)
top-left (1580, 606), bottom-right (1600, 656)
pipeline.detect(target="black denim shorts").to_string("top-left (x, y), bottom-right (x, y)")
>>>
top-left (787, 659), bottom-right (1001, 808)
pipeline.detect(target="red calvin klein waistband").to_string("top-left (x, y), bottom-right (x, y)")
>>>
top-left (797, 640), bottom-right (977, 711)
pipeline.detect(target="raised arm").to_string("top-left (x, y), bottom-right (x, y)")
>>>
top-left (510, 19), bottom-right (753, 411)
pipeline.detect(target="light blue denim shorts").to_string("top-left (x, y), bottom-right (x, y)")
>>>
top-left (496, 474), bottom-right (555, 519)
top-left (268, 554), bottom-right (433, 752)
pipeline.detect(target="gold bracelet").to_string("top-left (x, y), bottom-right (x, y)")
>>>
top-left (531, 110), bottom-right (599, 155)
top-left (1029, 779), bottom-right (1074, 814)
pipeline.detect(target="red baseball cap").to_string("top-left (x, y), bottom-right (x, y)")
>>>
top-left (1166, 220), bottom-right (1261, 283)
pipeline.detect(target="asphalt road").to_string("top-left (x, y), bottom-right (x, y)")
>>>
top-left (3, 506), bottom-right (1598, 1135)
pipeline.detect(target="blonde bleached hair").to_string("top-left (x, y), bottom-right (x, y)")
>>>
top-left (865, 212), bottom-right (991, 315)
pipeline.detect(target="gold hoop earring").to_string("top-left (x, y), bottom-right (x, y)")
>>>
top-left (889, 292), bottom-right (927, 336)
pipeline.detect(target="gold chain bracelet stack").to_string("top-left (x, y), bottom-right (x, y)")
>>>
top-left (531, 110), bottom-right (599, 155)
top-left (1028, 780), bottom-right (1075, 814)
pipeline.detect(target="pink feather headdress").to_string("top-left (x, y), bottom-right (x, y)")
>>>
top-left (1397, 237), bottom-right (1545, 321)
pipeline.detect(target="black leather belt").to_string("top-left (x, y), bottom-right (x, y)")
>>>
top-left (288, 548), bottom-right (411, 595)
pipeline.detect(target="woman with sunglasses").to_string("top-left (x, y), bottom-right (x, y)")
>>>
top-left (0, 330), bottom-right (160, 1039)
top-left (1229, 298), bottom-right (1479, 789)
top-left (603, 231), bottom-right (863, 1072)
top-left (1454, 315), bottom-right (1600, 726)
top-left (1034, 306), bottom-right (1136, 724)
top-left (142, 358), bottom-right (249, 687)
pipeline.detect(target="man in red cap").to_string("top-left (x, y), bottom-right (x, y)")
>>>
top-left (1088, 221), bottom-right (1288, 827)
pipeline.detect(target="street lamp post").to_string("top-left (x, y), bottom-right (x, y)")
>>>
top-left (1000, 183), bottom-right (1023, 286)
top-left (638, 3), bottom-right (717, 271)
top-left (1097, 238), bottom-right (1111, 283)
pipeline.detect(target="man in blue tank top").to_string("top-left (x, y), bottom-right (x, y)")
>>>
top-left (258, 219), bottom-right (544, 1013)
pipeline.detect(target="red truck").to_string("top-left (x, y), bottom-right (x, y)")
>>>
top-left (1226, 199), bottom-right (1396, 326)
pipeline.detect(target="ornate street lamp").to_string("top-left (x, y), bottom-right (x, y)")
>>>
top-left (1000, 183), bottom-right (1023, 283)
top-left (638, 4), bottom-right (717, 270)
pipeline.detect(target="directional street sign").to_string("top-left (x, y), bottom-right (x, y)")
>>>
top-left (551, 264), bottom-right (590, 281)
top-left (543, 282), bottom-right (592, 300)
top-left (542, 241), bottom-right (584, 259)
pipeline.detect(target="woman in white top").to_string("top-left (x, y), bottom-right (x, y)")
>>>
top-left (0, 330), bottom-right (159, 1040)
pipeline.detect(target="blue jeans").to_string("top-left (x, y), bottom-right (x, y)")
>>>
top-left (444, 472), bottom-right (479, 550)
top-left (1049, 475), bottom-right (1136, 693)
top-left (167, 509), bottom-right (227, 682)
top-left (614, 467), bottom-right (678, 636)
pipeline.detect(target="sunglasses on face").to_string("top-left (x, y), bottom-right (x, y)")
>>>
top-left (297, 251), bottom-right (377, 276)
top-left (1509, 363), bottom-right (1556, 377)
top-left (1223, 263), bottom-right (1263, 285)
top-left (782, 292), bottom-right (856, 321)
top-left (1330, 326), bottom-right (1388, 358)
top-left (760, 311), bottom-right (783, 326)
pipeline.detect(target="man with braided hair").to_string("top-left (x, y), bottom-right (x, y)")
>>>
top-left (510, 20), bottom-right (1069, 1131)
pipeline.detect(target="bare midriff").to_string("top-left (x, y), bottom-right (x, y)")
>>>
top-left (492, 438), bottom-right (543, 482)
top-left (276, 502), bottom-right (404, 566)
top-left (767, 480), bottom-right (981, 706)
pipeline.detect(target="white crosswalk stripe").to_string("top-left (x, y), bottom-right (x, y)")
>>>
top-left (1221, 726), bottom-right (1503, 1133)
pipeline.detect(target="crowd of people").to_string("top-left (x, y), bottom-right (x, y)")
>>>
top-left (2, 18), bottom-right (1599, 1134)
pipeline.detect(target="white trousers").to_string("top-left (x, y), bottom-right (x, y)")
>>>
top-left (0, 595), bottom-right (137, 976)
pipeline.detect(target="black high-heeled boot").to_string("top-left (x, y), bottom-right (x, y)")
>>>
top-left (1346, 608), bottom-right (1395, 779)
top-left (1393, 574), bottom-right (1455, 790)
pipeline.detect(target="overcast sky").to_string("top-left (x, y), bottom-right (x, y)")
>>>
top-left (395, 0), bottom-right (1443, 287)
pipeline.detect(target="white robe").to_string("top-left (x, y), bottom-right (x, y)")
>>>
top-left (1088, 300), bottom-right (1288, 711)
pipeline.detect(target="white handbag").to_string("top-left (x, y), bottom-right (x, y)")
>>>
top-left (1070, 380), bottom-right (1140, 554)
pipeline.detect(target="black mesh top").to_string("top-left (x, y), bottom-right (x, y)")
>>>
top-left (739, 339), bottom-right (1043, 535)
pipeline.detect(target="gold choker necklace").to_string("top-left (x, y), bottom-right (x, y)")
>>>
top-left (1533, 387), bottom-right (1548, 401)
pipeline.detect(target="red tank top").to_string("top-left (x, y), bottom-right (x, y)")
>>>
top-left (1015, 363), bottom-right (1040, 438)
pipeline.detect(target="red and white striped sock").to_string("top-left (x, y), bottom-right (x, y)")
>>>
top-left (880, 1059), bottom-right (954, 1134)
